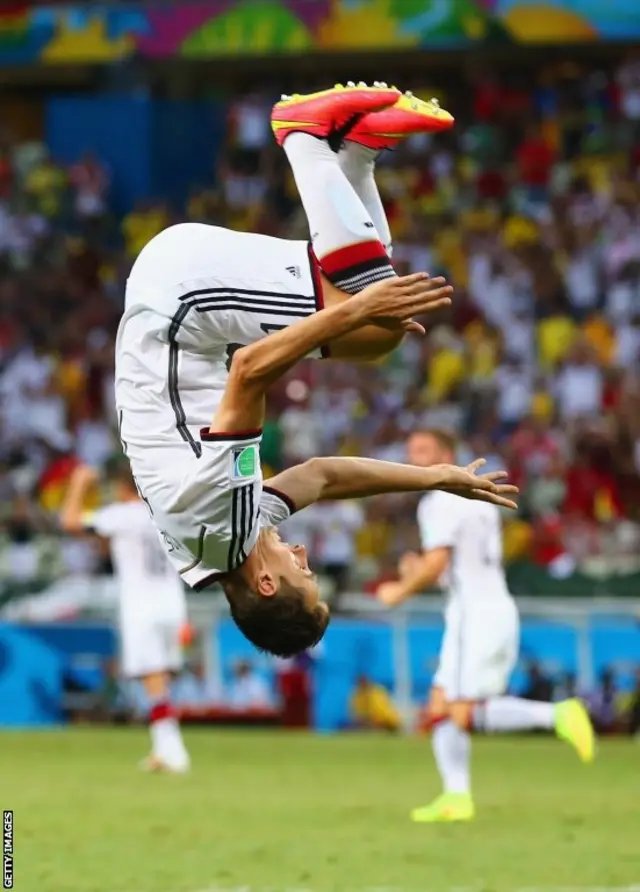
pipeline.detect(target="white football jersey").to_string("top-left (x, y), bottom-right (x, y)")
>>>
top-left (115, 223), bottom-right (322, 459)
top-left (417, 491), bottom-right (511, 606)
top-left (88, 500), bottom-right (185, 616)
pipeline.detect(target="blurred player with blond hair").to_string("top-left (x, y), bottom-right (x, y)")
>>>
top-left (378, 429), bottom-right (596, 822)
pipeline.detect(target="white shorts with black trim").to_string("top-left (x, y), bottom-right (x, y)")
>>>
top-left (123, 428), bottom-right (265, 592)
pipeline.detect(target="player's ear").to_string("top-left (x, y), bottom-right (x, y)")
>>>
top-left (255, 571), bottom-right (278, 597)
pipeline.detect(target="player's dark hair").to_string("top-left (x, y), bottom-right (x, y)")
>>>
top-left (223, 578), bottom-right (329, 658)
top-left (412, 427), bottom-right (458, 455)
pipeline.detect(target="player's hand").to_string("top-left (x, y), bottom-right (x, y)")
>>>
top-left (355, 273), bottom-right (453, 335)
top-left (433, 459), bottom-right (519, 510)
top-left (69, 464), bottom-right (100, 488)
top-left (377, 581), bottom-right (408, 607)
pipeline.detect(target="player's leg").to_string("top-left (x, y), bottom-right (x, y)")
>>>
top-left (459, 605), bottom-right (594, 762)
top-left (273, 86), bottom-right (399, 295)
top-left (411, 618), bottom-right (475, 824)
top-left (272, 85), bottom-right (456, 362)
top-left (428, 687), bottom-right (473, 813)
top-left (337, 143), bottom-right (392, 258)
top-left (140, 669), bottom-right (189, 774)
top-left (121, 616), bottom-right (190, 773)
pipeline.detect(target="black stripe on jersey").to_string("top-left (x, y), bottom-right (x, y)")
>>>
top-left (239, 485), bottom-right (255, 563)
top-left (229, 487), bottom-right (240, 572)
top-left (178, 285), bottom-right (316, 303)
top-left (238, 486), bottom-right (249, 564)
top-left (190, 303), bottom-right (315, 319)
top-left (191, 297), bottom-right (315, 313)
top-left (184, 293), bottom-right (316, 310)
top-left (168, 304), bottom-right (202, 458)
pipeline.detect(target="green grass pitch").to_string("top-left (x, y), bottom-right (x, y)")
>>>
top-left (3, 729), bottom-right (640, 892)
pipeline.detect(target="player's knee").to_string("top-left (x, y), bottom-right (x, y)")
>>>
top-left (426, 687), bottom-right (450, 727)
top-left (449, 700), bottom-right (474, 731)
top-left (222, 575), bottom-right (329, 657)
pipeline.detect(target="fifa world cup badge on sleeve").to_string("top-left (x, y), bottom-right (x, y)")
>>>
top-left (231, 445), bottom-right (258, 482)
top-left (3, 810), bottom-right (13, 890)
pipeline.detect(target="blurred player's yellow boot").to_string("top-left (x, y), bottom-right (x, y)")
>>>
top-left (411, 792), bottom-right (475, 823)
top-left (348, 89), bottom-right (455, 150)
top-left (271, 82), bottom-right (400, 147)
top-left (554, 698), bottom-right (596, 763)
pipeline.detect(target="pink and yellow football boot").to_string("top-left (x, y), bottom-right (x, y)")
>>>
top-left (271, 81), bottom-right (401, 148)
top-left (347, 86), bottom-right (455, 150)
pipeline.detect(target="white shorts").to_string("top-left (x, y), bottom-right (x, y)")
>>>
top-left (125, 431), bottom-right (265, 590)
top-left (434, 599), bottom-right (519, 700)
top-left (120, 611), bottom-right (184, 679)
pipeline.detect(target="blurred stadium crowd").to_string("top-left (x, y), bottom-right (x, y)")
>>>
top-left (1, 55), bottom-right (640, 598)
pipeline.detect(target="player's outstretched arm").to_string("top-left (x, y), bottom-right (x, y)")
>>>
top-left (60, 464), bottom-right (99, 534)
top-left (210, 273), bottom-right (452, 433)
top-left (377, 548), bottom-right (451, 608)
top-left (265, 456), bottom-right (518, 512)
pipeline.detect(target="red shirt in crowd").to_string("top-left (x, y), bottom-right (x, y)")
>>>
top-left (562, 464), bottom-right (623, 519)
top-left (516, 135), bottom-right (555, 187)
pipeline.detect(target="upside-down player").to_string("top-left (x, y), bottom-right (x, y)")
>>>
top-left (377, 429), bottom-right (596, 823)
top-left (115, 83), bottom-right (519, 658)
top-left (61, 461), bottom-right (190, 773)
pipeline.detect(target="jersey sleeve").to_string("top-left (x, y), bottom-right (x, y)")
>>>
top-left (84, 503), bottom-right (150, 537)
top-left (260, 485), bottom-right (297, 527)
top-left (417, 491), bottom-right (464, 551)
top-left (84, 505), bottom-right (121, 537)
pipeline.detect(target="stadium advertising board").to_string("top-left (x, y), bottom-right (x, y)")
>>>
top-left (0, 0), bottom-right (638, 66)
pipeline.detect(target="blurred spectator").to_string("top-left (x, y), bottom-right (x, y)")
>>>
top-left (228, 659), bottom-right (273, 710)
top-left (620, 667), bottom-right (640, 736)
top-left (584, 667), bottom-right (621, 733)
top-left (274, 649), bottom-right (317, 728)
top-left (312, 500), bottom-right (364, 603)
top-left (68, 152), bottom-right (109, 224)
top-left (522, 661), bottom-right (554, 702)
top-left (349, 675), bottom-right (400, 732)
top-left (173, 661), bottom-right (223, 708)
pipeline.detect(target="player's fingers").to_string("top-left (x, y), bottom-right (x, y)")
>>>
top-left (413, 297), bottom-right (452, 315)
top-left (392, 272), bottom-right (430, 289)
top-left (399, 275), bottom-right (447, 295)
top-left (467, 458), bottom-right (487, 474)
top-left (477, 469), bottom-right (509, 482)
top-left (403, 319), bottom-right (426, 335)
top-left (407, 289), bottom-right (453, 313)
top-left (471, 489), bottom-right (519, 510)
top-left (494, 483), bottom-right (519, 494)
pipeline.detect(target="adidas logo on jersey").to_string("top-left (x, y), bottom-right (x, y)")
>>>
top-left (286, 265), bottom-right (301, 279)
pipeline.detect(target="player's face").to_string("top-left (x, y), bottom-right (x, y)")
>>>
top-left (264, 528), bottom-right (322, 604)
top-left (407, 433), bottom-right (446, 467)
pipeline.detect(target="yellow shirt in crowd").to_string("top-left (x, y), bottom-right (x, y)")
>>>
top-left (350, 683), bottom-right (400, 731)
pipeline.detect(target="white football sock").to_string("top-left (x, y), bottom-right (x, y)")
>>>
top-left (432, 719), bottom-right (471, 795)
top-left (474, 696), bottom-right (555, 732)
top-left (338, 142), bottom-right (393, 256)
top-left (283, 132), bottom-right (394, 292)
top-left (150, 716), bottom-right (189, 768)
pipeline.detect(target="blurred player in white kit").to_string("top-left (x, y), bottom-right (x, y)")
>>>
top-left (378, 429), bottom-right (595, 823)
top-left (61, 461), bottom-right (190, 773)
